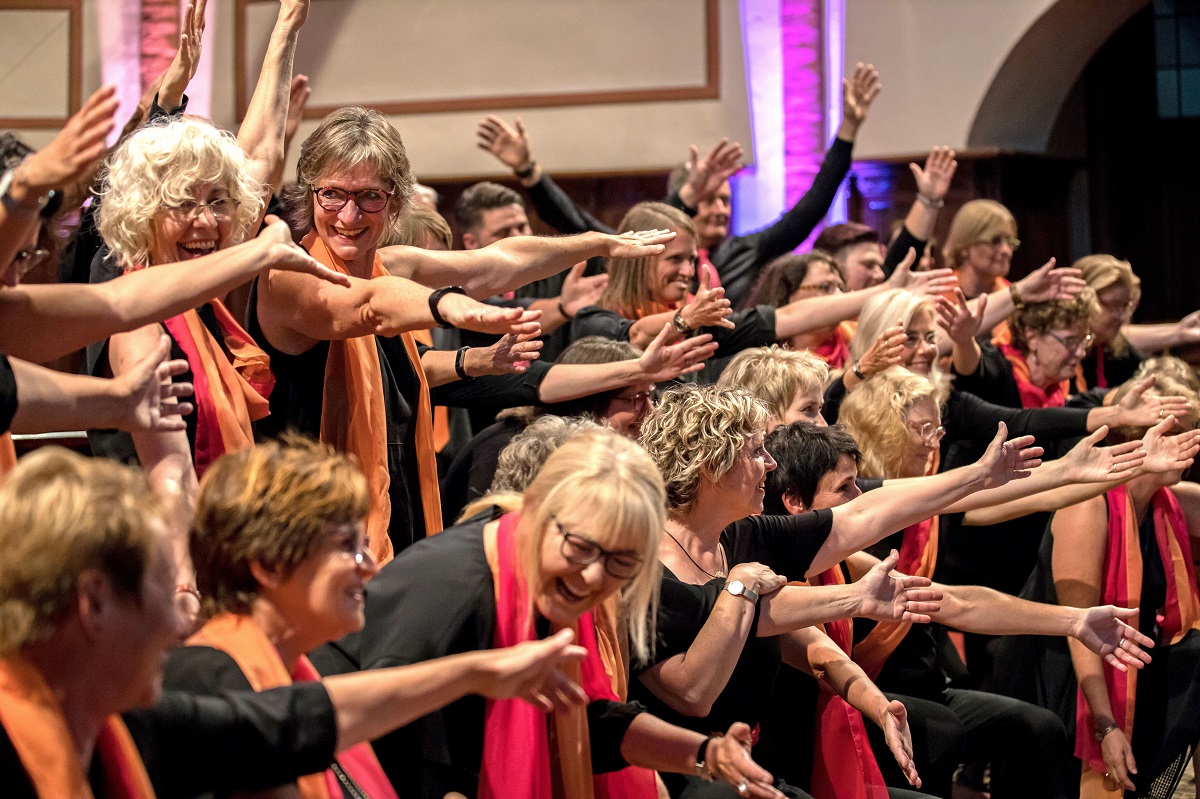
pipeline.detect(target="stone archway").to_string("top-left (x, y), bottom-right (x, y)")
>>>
top-left (968, 0), bottom-right (1150, 152)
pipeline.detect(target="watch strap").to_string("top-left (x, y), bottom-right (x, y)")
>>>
top-left (428, 286), bottom-right (467, 327)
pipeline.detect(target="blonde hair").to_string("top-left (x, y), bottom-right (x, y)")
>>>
top-left (1009, 289), bottom-right (1100, 355)
top-left (97, 116), bottom-right (266, 269)
top-left (851, 289), bottom-right (934, 362)
top-left (0, 449), bottom-right (166, 653)
top-left (191, 435), bottom-right (369, 616)
top-left (515, 429), bottom-right (666, 663)
top-left (599, 202), bottom-right (696, 319)
top-left (490, 416), bottom-right (605, 496)
top-left (284, 106), bottom-right (414, 235)
top-left (638, 384), bottom-right (770, 515)
top-left (718, 346), bottom-right (830, 420)
top-left (1074, 254), bottom-right (1141, 357)
top-left (840, 366), bottom-right (945, 479)
top-left (382, 205), bottom-right (453, 250)
top-left (1109, 368), bottom-right (1200, 441)
top-left (942, 199), bottom-right (1017, 268)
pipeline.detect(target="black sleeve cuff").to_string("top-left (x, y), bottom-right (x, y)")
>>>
top-left (588, 699), bottom-right (648, 773)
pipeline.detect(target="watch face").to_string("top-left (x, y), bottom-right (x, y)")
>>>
top-left (727, 580), bottom-right (744, 596)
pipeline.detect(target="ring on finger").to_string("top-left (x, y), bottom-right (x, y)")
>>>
top-left (736, 781), bottom-right (748, 795)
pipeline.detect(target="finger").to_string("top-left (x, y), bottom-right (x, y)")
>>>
top-left (514, 117), bottom-right (527, 139)
top-left (1123, 747), bottom-right (1139, 787)
top-left (698, 262), bottom-right (712, 292)
top-left (879, 549), bottom-right (900, 572)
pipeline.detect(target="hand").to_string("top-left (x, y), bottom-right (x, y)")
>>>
top-left (1114, 376), bottom-right (1193, 429)
top-left (158, 0), bottom-right (207, 111)
top-left (935, 288), bottom-right (986, 346)
top-left (256, 216), bottom-right (352, 287)
top-left (855, 322), bottom-right (906, 378)
top-left (908, 146), bottom-right (957, 203)
top-left (284, 74), bottom-right (312, 146)
top-left (679, 265), bottom-right (735, 331)
top-left (1100, 727), bottom-right (1138, 792)
top-left (1012, 259), bottom-right (1086, 304)
top-left (16, 86), bottom-right (119, 198)
top-left (605, 229), bottom-right (677, 260)
top-left (278, 0), bottom-right (310, 28)
top-left (704, 723), bottom-right (786, 799)
top-left (855, 551), bottom-right (942, 623)
top-left (469, 316), bottom-right (543, 376)
top-left (876, 699), bottom-right (920, 788)
top-left (1177, 309), bottom-right (1200, 344)
top-left (678, 138), bottom-right (744, 207)
top-left (884, 249), bottom-right (957, 296)
top-left (1061, 426), bottom-right (1145, 483)
top-left (113, 335), bottom-right (195, 432)
top-left (559, 262), bottom-right (608, 318)
top-left (439, 297), bottom-right (540, 337)
top-left (976, 423), bottom-right (1042, 488)
top-left (727, 562), bottom-right (788, 597)
top-left (841, 62), bottom-right (882, 130)
top-left (1072, 606), bottom-right (1154, 672)
top-left (476, 115), bottom-right (533, 172)
top-left (1139, 416), bottom-right (1200, 474)
top-left (475, 629), bottom-right (589, 713)
top-left (637, 325), bottom-right (718, 382)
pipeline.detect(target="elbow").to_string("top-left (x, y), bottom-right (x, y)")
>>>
top-left (672, 692), bottom-right (715, 718)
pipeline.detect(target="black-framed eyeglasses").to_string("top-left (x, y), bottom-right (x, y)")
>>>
top-left (13, 247), bottom-right (50, 276)
top-left (313, 186), bottom-right (394, 214)
top-left (552, 518), bottom-right (643, 579)
top-left (609, 389), bottom-right (657, 408)
top-left (795, 280), bottom-right (844, 296)
top-left (1046, 330), bottom-right (1094, 354)
top-left (166, 197), bottom-right (241, 221)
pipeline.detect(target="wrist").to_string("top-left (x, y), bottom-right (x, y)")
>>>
top-left (673, 308), bottom-right (694, 335)
top-left (429, 286), bottom-right (468, 327)
top-left (514, 159), bottom-right (537, 179)
top-left (1010, 281), bottom-right (1025, 306)
top-left (851, 360), bottom-right (867, 381)
top-left (456, 346), bottom-right (475, 380)
top-left (916, 193), bottom-right (944, 209)
top-left (557, 297), bottom-right (574, 320)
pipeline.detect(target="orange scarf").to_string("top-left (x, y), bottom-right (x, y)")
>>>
top-left (0, 655), bottom-right (155, 798)
top-left (805, 568), bottom-right (889, 799)
top-left (304, 233), bottom-right (442, 566)
top-left (1077, 486), bottom-right (1200, 799)
top-left (999, 343), bottom-right (1085, 409)
top-left (188, 613), bottom-right (398, 799)
top-left (811, 321), bottom-right (857, 370)
top-left (0, 434), bottom-right (15, 477)
top-left (161, 301), bottom-right (272, 476)
top-left (479, 514), bottom-right (656, 799)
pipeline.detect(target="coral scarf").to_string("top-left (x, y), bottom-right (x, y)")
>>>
top-left (0, 654), bottom-right (155, 798)
top-left (1077, 486), bottom-right (1200, 799)
top-left (999, 343), bottom-right (1076, 409)
top-left (479, 513), bottom-right (656, 799)
top-left (304, 233), bottom-right (443, 566)
top-left (188, 613), bottom-right (397, 799)
top-left (805, 568), bottom-right (889, 799)
top-left (811, 321), bottom-right (857, 370)
top-left (161, 301), bottom-right (273, 476)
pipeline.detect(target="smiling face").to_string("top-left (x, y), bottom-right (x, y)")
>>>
top-left (604, 382), bottom-right (656, 437)
top-left (265, 521), bottom-right (377, 647)
top-left (808, 453), bottom-right (863, 510)
top-left (149, 182), bottom-right (237, 266)
top-left (650, 230), bottom-right (698, 306)
top-left (842, 242), bottom-right (886, 291)
top-left (463, 204), bottom-right (532, 249)
top-left (1093, 284), bottom-right (1135, 345)
top-left (901, 307), bottom-right (939, 376)
top-left (714, 431), bottom-right (778, 518)
top-left (311, 162), bottom-right (394, 271)
top-left (534, 515), bottom-right (641, 627)
top-left (693, 181), bottom-right (732, 249)
top-left (902, 396), bottom-right (942, 478)
top-left (1026, 322), bottom-right (1091, 388)
top-left (961, 230), bottom-right (1017, 281)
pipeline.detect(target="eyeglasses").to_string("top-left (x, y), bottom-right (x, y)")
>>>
top-left (907, 420), bottom-right (945, 445)
top-left (1099, 298), bottom-right (1137, 318)
top-left (980, 235), bottom-right (1020, 251)
top-left (902, 331), bottom-right (938, 349)
top-left (166, 198), bottom-right (240, 221)
top-left (12, 247), bottom-right (50, 276)
top-left (609, 389), bottom-right (656, 408)
top-left (796, 280), bottom-right (844, 296)
top-left (553, 519), bottom-right (643, 580)
top-left (1046, 331), bottom-right (1095, 354)
top-left (313, 186), bottom-right (394, 214)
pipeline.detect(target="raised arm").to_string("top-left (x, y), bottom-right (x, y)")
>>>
top-left (0, 218), bottom-right (349, 363)
top-left (881, 146), bottom-right (956, 278)
top-left (237, 0), bottom-right (307, 194)
top-left (671, 139), bottom-right (745, 211)
top-left (378, 229), bottom-right (672, 299)
top-left (156, 0), bottom-right (206, 113)
top-left (967, 258), bottom-right (1086, 347)
top-left (808, 424), bottom-right (1040, 577)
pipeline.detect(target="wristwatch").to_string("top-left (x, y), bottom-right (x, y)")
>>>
top-left (672, 308), bottom-right (693, 335)
top-left (724, 579), bottom-right (759, 603)
top-left (0, 167), bottom-right (50, 213)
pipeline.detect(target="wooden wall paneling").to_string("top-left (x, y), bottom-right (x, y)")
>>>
top-left (0, 0), bottom-right (82, 128)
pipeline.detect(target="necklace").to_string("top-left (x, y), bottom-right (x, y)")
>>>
top-left (664, 528), bottom-right (726, 580)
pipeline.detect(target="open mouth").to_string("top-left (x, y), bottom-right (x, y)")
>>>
top-left (333, 226), bottom-right (367, 240)
top-left (178, 241), bottom-right (217, 258)
top-left (555, 578), bottom-right (587, 604)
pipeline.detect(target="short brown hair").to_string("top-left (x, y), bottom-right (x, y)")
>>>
top-left (813, 223), bottom-right (878, 258)
top-left (284, 107), bottom-right (414, 235)
top-left (191, 435), bottom-right (370, 616)
top-left (1009, 289), bottom-right (1099, 355)
top-left (750, 251), bottom-right (843, 307)
top-left (0, 449), bottom-right (165, 653)
top-left (453, 181), bottom-right (524, 234)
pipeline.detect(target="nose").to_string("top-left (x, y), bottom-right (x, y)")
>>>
top-left (337, 200), bottom-right (363, 224)
top-left (681, 258), bottom-right (696, 279)
top-left (192, 206), bottom-right (219, 228)
top-left (764, 449), bottom-right (778, 472)
top-left (815, 412), bottom-right (828, 428)
top-left (357, 546), bottom-right (379, 578)
top-left (580, 559), bottom-right (607, 589)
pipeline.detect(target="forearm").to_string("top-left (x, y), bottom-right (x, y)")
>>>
top-left (1069, 638), bottom-right (1115, 728)
top-left (323, 651), bottom-right (493, 752)
top-left (812, 465), bottom-right (985, 576)
top-left (386, 232), bottom-right (610, 299)
top-left (963, 479), bottom-right (1122, 526)
top-left (629, 311), bottom-right (681, 349)
top-left (8, 359), bottom-right (131, 432)
top-left (975, 287), bottom-right (1015, 334)
top-left (775, 287), bottom-right (882, 341)
top-left (950, 338), bottom-right (982, 376)
top-left (932, 583), bottom-right (1080, 636)
top-left (619, 713), bottom-right (706, 775)
top-left (1121, 322), bottom-right (1188, 352)
top-left (237, 10), bottom-right (302, 183)
top-left (420, 350), bottom-right (459, 388)
top-left (902, 200), bottom-right (939, 244)
top-left (939, 459), bottom-right (1072, 515)
top-left (526, 298), bottom-right (569, 334)
top-left (537, 360), bottom-right (643, 404)
top-left (783, 628), bottom-right (886, 719)
top-left (757, 583), bottom-right (862, 637)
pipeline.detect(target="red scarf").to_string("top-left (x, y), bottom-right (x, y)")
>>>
top-left (188, 613), bottom-right (397, 799)
top-left (999, 343), bottom-right (1069, 409)
top-left (811, 322), bottom-right (856, 370)
top-left (1076, 486), bottom-right (1200, 798)
top-left (0, 655), bottom-right (155, 798)
top-left (160, 300), bottom-right (273, 476)
top-left (479, 513), bottom-right (656, 799)
top-left (805, 568), bottom-right (889, 799)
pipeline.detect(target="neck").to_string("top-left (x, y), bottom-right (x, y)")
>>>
top-left (789, 327), bottom-right (837, 352)
top-left (1125, 475), bottom-right (1167, 521)
top-left (249, 599), bottom-right (312, 670)
top-left (348, 251), bottom-right (376, 280)
top-left (956, 266), bottom-right (989, 299)
top-left (1024, 353), bottom-right (1059, 391)
top-left (22, 642), bottom-right (104, 766)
